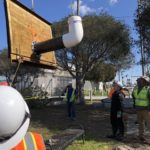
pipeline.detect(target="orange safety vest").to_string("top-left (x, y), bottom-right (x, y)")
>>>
top-left (108, 87), bottom-right (115, 99)
top-left (108, 87), bottom-right (126, 99)
top-left (11, 132), bottom-right (46, 150)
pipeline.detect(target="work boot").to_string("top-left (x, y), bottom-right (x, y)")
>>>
top-left (106, 135), bottom-right (116, 139)
top-left (115, 135), bottom-right (124, 141)
top-left (139, 136), bottom-right (146, 142)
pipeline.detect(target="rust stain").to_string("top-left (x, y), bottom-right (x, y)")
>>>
top-left (28, 24), bottom-right (39, 42)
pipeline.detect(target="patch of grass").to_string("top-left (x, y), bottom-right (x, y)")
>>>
top-left (84, 90), bottom-right (107, 96)
top-left (67, 140), bottom-right (116, 150)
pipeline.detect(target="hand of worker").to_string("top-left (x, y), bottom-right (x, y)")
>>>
top-left (117, 111), bottom-right (122, 118)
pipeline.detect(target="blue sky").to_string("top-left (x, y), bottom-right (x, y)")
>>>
top-left (0, 0), bottom-right (141, 83)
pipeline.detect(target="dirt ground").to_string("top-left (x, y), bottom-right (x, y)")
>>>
top-left (28, 101), bottom-right (150, 150)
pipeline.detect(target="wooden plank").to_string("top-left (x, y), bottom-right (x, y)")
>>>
top-left (46, 129), bottom-right (85, 150)
top-left (4, 0), bottom-right (57, 69)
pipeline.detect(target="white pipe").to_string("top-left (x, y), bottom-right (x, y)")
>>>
top-left (62, 15), bottom-right (83, 48)
top-left (34, 15), bottom-right (84, 54)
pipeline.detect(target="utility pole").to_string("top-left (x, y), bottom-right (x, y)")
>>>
top-left (31, 0), bottom-right (34, 11)
top-left (137, 0), bottom-right (150, 75)
top-left (77, 0), bottom-right (80, 15)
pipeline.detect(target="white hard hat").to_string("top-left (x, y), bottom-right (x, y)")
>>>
top-left (117, 81), bottom-right (123, 88)
top-left (113, 81), bottom-right (123, 88)
top-left (0, 86), bottom-right (30, 150)
top-left (137, 76), bottom-right (150, 82)
top-left (68, 81), bottom-right (72, 85)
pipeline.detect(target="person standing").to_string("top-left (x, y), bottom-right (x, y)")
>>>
top-left (132, 76), bottom-right (150, 141)
top-left (64, 82), bottom-right (76, 120)
top-left (107, 82), bottom-right (125, 141)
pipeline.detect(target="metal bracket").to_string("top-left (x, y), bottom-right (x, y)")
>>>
top-left (32, 41), bottom-right (41, 59)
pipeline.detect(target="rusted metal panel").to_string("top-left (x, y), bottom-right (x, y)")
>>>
top-left (4, 0), bottom-right (57, 69)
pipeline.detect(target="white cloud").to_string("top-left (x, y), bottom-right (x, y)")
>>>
top-left (70, 0), bottom-right (96, 16)
top-left (109, 0), bottom-right (119, 5)
top-left (98, 7), bottom-right (108, 13)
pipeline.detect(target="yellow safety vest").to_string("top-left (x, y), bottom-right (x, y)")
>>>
top-left (133, 86), bottom-right (150, 107)
top-left (65, 88), bottom-right (76, 102)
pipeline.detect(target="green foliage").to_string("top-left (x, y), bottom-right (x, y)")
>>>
top-left (85, 63), bottom-right (116, 82)
top-left (84, 90), bottom-right (90, 96)
top-left (81, 14), bottom-right (133, 70)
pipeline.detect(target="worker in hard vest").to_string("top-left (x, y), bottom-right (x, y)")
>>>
top-left (107, 81), bottom-right (125, 141)
top-left (0, 86), bottom-right (30, 149)
top-left (0, 86), bottom-right (46, 150)
top-left (132, 76), bottom-right (150, 141)
top-left (64, 81), bottom-right (76, 120)
top-left (108, 81), bottom-right (127, 100)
